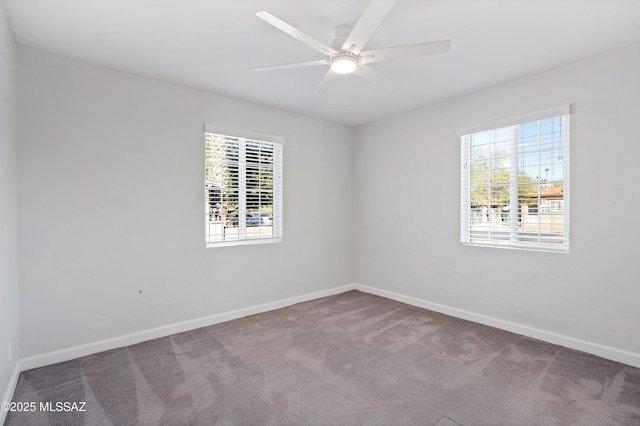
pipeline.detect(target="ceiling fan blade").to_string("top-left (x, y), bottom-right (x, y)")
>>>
top-left (342, 0), bottom-right (397, 55)
top-left (256, 11), bottom-right (337, 56)
top-left (313, 69), bottom-right (337, 95)
top-left (253, 59), bottom-right (329, 72)
top-left (353, 64), bottom-right (397, 91)
top-left (360, 40), bottom-right (451, 64)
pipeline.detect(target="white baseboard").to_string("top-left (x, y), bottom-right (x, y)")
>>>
top-left (17, 281), bottom-right (640, 374)
top-left (353, 283), bottom-right (640, 368)
top-left (20, 284), bottom-right (357, 371)
top-left (1, 361), bottom-right (22, 425)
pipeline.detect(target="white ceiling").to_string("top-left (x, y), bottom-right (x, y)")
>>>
top-left (4, 0), bottom-right (640, 126)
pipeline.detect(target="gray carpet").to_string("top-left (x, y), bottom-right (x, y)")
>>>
top-left (5, 290), bottom-right (640, 425)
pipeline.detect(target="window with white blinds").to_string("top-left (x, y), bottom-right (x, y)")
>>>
top-left (459, 105), bottom-right (570, 253)
top-left (205, 127), bottom-right (283, 247)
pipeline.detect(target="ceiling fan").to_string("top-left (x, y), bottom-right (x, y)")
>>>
top-left (253, 0), bottom-right (451, 94)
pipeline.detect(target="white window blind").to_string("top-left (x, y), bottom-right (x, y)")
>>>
top-left (460, 107), bottom-right (570, 252)
top-left (205, 127), bottom-right (283, 247)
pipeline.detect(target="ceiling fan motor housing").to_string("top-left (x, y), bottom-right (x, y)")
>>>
top-left (332, 24), bottom-right (352, 48)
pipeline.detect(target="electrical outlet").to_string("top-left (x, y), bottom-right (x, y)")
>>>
top-left (8, 341), bottom-right (12, 363)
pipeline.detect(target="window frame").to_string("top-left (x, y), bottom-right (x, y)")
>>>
top-left (458, 105), bottom-right (571, 253)
top-left (205, 125), bottom-right (284, 248)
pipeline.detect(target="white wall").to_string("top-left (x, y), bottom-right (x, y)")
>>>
top-left (0, 0), bottom-right (19, 410)
top-left (354, 43), bottom-right (640, 362)
top-left (13, 32), bottom-right (640, 370)
top-left (17, 47), bottom-right (353, 359)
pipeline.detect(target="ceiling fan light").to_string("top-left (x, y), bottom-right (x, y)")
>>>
top-left (331, 56), bottom-right (357, 74)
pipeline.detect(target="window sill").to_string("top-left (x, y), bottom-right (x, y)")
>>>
top-left (461, 241), bottom-right (568, 254)
top-left (206, 237), bottom-right (282, 248)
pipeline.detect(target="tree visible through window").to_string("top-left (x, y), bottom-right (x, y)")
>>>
top-left (460, 108), bottom-right (569, 252)
top-left (205, 129), bottom-right (283, 246)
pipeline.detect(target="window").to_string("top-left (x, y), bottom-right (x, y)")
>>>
top-left (205, 126), bottom-right (283, 247)
top-left (459, 105), bottom-right (570, 252)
